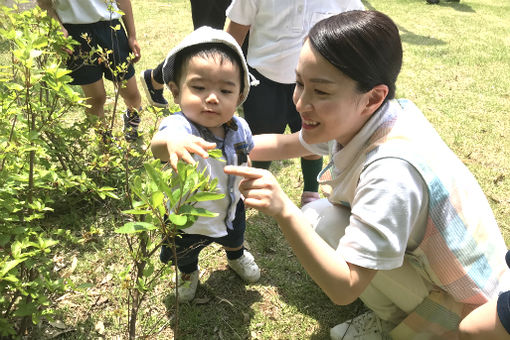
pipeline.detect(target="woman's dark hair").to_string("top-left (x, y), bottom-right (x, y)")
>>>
top-left (173, 42), bottom-right (245, 95)
top-left (308, 10), bottom-right (402, 102)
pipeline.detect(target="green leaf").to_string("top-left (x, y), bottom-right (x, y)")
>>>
top-left (13, 302), bottom-right (36, 317)
top-left (1, 274), bottom-right (19, 283)
top-left (144, 162), bottom-right (173, 197)
top-left (0, 258), bottom-right (27, 277)
top-left (188, 191), bottom-right (224, 202)
top-left (181, 205), bottom-right (218, 218)
top-left (130, 176), bottom-right (149, 204)
top-left (177, 161), bottom-right (187, 183)
top-left (168, 213), bottom-right (187, 226)
top-left (0, 234), bottom-right (10, 247)
top-left (143, 263), bottom-right (154, 277)
top-left (208, 149), bottom-right (224, 160)
top-left (115, 222), bottom-right (158, 234)
top-left (121, 209), bottom-right (151, 215)
top-left (151, 191), bottom-right (164, 209)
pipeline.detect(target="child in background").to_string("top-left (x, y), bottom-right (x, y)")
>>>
top-left (139, 0), bottom-right (238, 110)
top-left (151, 27), bottom-right (260, 302)
top-left (225, 0), bottom-right (365, 206)
top-left (36, 0), bottom-right (143, 141)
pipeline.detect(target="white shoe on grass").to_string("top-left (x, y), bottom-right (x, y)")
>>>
top-left (227, 250), bottom-right (260, 283)
top-left (330, 311), bottom-right (394, 340)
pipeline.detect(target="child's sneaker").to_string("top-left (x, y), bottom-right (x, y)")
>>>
top-left (227, 250), bottom-right (260, 283)
top-left (123, 109), bottom-right (141, 142)
top-left (330, 311), bottom-right (394, 340)
top-left (99, 129), bottom-right (113, 144)
top-left (177, 270), bottom-right (199, 303)
top-left (140, 69), bottom-right (168, 108)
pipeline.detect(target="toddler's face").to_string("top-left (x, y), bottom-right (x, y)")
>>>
top-left (171, 55), bottom-right (243, 136)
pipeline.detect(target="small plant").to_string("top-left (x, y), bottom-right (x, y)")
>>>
top-left (116, 157), bottom-right (224, 339)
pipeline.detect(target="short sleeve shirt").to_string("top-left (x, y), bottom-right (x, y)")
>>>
top-left (226, 0), bottom-right (364, 83)
top-left (54, 0), bottom-right (122, 24)
top-left (157, 112), bottom-right (254, 237)
top-left (299, 124), bottom-right (429, 270)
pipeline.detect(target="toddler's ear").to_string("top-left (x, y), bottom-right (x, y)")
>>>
top-left (237, 93), bottom-right (244, 106)
top-left (168, 82), bottom-right (180, 103)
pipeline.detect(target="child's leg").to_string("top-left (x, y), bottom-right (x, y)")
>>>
top-left (242, 67), bottom-right (291, 170)
top-left (81, 79), bottom-right (107, 118)
top-left (217, 201), bottom-right (260, 282)
top-left (118, 74), bottom-right (142, 141)
top-left (139, 65), bottom-right (168, 108)
top-left (150, 64), bottom-right (165, 89)
top-left (221, 200), bottom-right (247, 260)
top-left (160, 233), bottom-right (212, 273)
top-left (300, 155), bottom-right (323, 206)
top-left (118, 75), bottom-right (141, 111)
top-left (161, 233), bottom-right (211, 302)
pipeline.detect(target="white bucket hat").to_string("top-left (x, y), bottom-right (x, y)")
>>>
top-left (162, 26), bottom-right (258, 104)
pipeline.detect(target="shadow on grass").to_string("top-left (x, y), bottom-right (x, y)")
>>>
top-left (163, 269), bottom-right (263, 339)
top-left (427, 1), bottom-right (475, 12)
top-left (245, 211), bottom-right (367, 339)
top-left (399, 26), bottom-right (446, 46)
top-left (363, 0), bottom-right (448, 46)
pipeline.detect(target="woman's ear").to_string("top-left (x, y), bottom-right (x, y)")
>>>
top-left (361, 84), bottom-right (389, 117)
top-left (168, 82), bottom-right (181, 104)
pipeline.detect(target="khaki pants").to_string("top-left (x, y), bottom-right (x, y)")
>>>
top-left (302, 199), bottom-right (463, 339)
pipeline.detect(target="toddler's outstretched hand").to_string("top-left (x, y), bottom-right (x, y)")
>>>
top-left (152, 133), bottom-right (216, 170)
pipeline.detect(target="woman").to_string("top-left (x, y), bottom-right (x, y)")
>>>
top-left (221, 10), bottom-right (510, 339)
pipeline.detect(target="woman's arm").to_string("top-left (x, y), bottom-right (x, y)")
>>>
top-left (250, 132), bottom-right (314, 161)
top-left (224, 166), bottom-right (377, 305)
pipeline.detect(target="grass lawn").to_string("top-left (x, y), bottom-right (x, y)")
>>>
top-left (5, 0), bottom-right (510, 338)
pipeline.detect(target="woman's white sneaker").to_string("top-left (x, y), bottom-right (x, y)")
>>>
top-left (330, 311), bottom-right (394, 340)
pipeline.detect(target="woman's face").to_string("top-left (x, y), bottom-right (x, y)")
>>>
top-left (293, 40), bottom-right (372, 146)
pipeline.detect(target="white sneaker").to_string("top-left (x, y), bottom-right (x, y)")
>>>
top-left (176, 270), bottom-right (199, 303)
top-left (227, 250), bottom-right (260, 283)
top-left (330, 311), bottom-right (394, 340)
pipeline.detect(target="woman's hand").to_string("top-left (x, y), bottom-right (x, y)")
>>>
top-left (224, 166), bottom-right (294, 218)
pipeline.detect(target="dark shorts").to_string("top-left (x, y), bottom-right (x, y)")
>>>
top-left (160, 200), bottom-right (246, 267)
top-left (497, 290), bottom-right (510, 334)
top-left (498, 250), bottom-right (510, 334)
top-left (242, 67), bottom-right (302, 135)
top-left (63, 19), bottom-right (135, 85)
